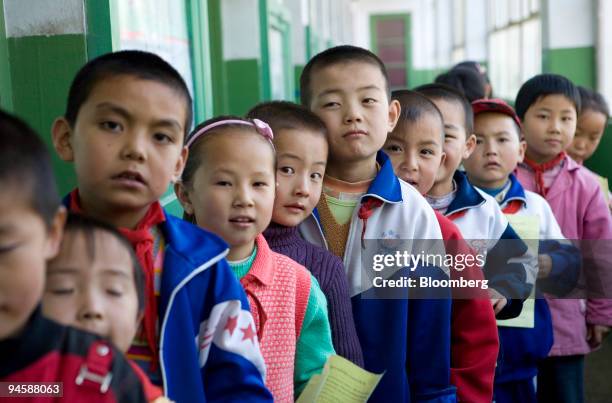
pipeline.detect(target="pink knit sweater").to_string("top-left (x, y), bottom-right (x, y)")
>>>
top-left (239, 235), bottom-right (311, 402)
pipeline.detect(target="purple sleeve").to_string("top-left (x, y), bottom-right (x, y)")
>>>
top-left (319, 255), bottom-right (364, 366)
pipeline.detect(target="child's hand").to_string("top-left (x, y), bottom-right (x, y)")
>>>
top-left (587, 324), bottom-right (611, 348)
top-left (488, 288), bottom-right (507, 314)
top-left (537, 254), bottom-right (553, 278)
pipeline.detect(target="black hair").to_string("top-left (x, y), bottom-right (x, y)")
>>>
top-left (391, 89), bottom-right (444, 140)
top-left (453, 61), bottom-right (491, 85)
top-left (435, 67), bottom-right (486, 102)
top-left (246, 101), bottom-right (328, 138)
top-left (61, 213), bottom-right (145, 314)
top-left (514, 74), bottom-right (581, 120)
top-left (181, 115), bottom-right (276, 222)
top-left (65, 50), bottom-right (193, 139)
top-left (414, 83), bottom-right (474, 135)
top-left (578, 86), bottom-right (610, 120)
top-left (300, 45), bottom-right (390, 107)
top-left (0, 109), bottom-right (60, 228)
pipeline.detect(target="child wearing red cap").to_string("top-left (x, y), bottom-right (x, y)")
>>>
top-left (464, 98), bottom-right (581, 403)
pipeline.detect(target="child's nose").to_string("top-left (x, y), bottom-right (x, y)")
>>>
top-left (294, 176), bottom-right (310, 197)
top-left (485, 146), bottom-right (498, 156)
top-left (402, 155), bottom-right (418, 171)
top-left (548, 118), bottom-right (562, 133)
top-left (572, 138), bottom-right (586, 150)
top-left (78, 293), bottom-right (105, 322)
top-left (121, 132), bottom-right (147, 161)
top-left (483, 141), bottom-right (498, 155)
top-left (233, 186), bottom-right (255, 207)
top-left (343, 102), bottom-right (363, 124)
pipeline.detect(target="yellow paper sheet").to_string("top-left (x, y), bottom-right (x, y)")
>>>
top-left (597, 176), bottom-right (610, 203)
top-left (496, 214), bottom-right (539, 329)
top-left (296, 355), bottom-right (383, 403)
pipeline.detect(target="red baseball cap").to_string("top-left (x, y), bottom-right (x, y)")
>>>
top-left (471, 98), bottom-right (522, 132)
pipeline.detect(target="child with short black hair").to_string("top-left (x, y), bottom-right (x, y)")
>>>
top-left (384, 90), bottom-right (499, 403)
top-left (0, 109), bottom-right (151, 402)
top-left (415, 83), bottom-right (534, 319)
top-left (465, 98), bottom-right (582, 403)
top-left (175, 115), bottom-right (335, 401)
top-left (567, 86), bottom-right (610, 165)
top-left (246, 101), bottom-right (363, 366)
top-left (515, 74), bottom-right (612, 402)
top-left (43, 213), bottom-right (170, 402)
top-left (435, 67), bottom-right (487, 102)
top-left (566, 86), bottom-right (611, 208)
top-left (299, 45), bottom-right (455, 402)
top-left (453, 60), bottom-right (492, 97)
top-left (51, 50), bottom-right (272, 402)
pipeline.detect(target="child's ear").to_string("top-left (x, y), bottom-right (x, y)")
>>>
top-left (463, 134), bottom-right (477, 159)
top-left (387, 99), bottom-right (401, 132)
top-left (44, 206), bottom-right (67, 260)
top-left (518, 139), bottom-right (527, 163)
top-left (51, 118), bottom-right (75, 162)
top-left (439, 152), bottom-right (447, 169)
top-left (171, 146), bottom-right (189, 183)
top-left (174, 181), bottom-right (195, 216)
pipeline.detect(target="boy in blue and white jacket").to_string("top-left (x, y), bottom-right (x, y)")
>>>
top-left (416, 84), bottom-right (534, 320)
top-left (299, 46), bottom-right (455, 403)
top-left (53, 50), bottom-right (272, 402)
top-left (464, 98), bottom-right (580, 403)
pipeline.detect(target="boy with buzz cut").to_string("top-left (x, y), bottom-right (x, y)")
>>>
top-left (299, 45), bottom-right (456, 402)
top-left (0, 109), bottom-right (150, 402)
top-left (384, 90), bottom-right (499, 403)
top-left (464, 99), bottom-right (581, 403)
top-left (51, 50), bottom-right (272, 403)
top-left (415, 83), bottom-right (534, 320)
top-left (514, 74), bottom-right (612, 403)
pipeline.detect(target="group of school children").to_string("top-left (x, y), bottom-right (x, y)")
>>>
top-left (0, 45), bottom-right (611, 403)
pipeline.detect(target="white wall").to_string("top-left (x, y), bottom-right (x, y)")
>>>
top-left (434, 0), bottom-right (453, 68)
top-left (4, 0), bottom-right (85, 37)
top-left (222, 0), bottom-right (260, 59)
top-left (598, 0), bottom-right (612, 102)
top-left (288, 0), bottom-right (306, 64)
top-left (463, 0), bottom-right (487, 61)
top-left (544, 0), bottom-right (594, 49)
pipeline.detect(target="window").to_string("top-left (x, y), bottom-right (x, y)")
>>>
top-left (487, 0), bottom-right (540, 100)
top-left (115, 0), bottom-right (195, 96)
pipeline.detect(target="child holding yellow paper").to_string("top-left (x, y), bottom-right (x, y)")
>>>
top-left (463, 99), bottom-right (581, 403)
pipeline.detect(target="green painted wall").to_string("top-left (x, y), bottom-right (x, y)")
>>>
top-left (225, 58), bottom-right (262, 116)
top-left (585, 122), bottom-right (612, 190)
top-left (0, 0), bottom-right (13, 111)
top-left (86, 0), bottom-right (114, 59)
top-left (410, 68), bottom-right (446, 89)
top-left (208, 0), bottom-right (228, 115)
top-left (8, 34), bottom-right (87, 195)
top-left (543, 46), bottom-right (596, 88)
